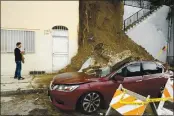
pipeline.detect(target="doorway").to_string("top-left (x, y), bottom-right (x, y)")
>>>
top-left (52, 26), bottom-right (69, 72)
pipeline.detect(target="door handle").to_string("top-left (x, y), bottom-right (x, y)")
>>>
top-left (136, 80), bottom-right (142, 82)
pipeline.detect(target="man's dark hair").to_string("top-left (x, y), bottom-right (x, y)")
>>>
top-left (16, 42), bottom-right (21, 46)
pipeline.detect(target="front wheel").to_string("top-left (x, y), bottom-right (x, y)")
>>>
top-left (79, 92), bottom-right (101, 114)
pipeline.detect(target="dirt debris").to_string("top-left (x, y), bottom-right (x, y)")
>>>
top-left (80, 50), bottom-right (133, 76)
top-left (32, 1), bottom-right (155, 87)
top-left (59, 1), bottom-right (153, 73)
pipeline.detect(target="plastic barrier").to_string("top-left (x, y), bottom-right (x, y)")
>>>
top-left (105, 84), bottom-right (150, 116)
top-left (105, 78), bottom-right (173, 116)
top-left (157, 78), bottom-right (173, 115)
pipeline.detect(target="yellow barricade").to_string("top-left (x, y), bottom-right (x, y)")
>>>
top-left (105, 79), bottom-right (173, 116)
top-left (106, 85), bottom-right (149, 116)
top-left (157, 78), bottom-right (173, 115)
top-left (119, 88), bottom-right (173, 105)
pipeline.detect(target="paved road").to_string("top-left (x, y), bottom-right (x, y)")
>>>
top-left (1, 92), bottom-right (173, 115)
top-left (1, 92), bottom-right (105, 116)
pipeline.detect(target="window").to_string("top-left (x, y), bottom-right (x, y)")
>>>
top-left (142, 62), bottom-right (162, 75)
top-left (52, 25), bottom-right (68, 30)
top-left (1, 29), bottom-right (35, 53)
top-left (116, 63), bottom-right (141, 77)
top-left (126, 63), bottom-right (141, 77)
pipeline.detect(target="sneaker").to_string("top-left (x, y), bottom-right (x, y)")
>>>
top-left (18, 77), bottom-right (25, 80)
top-left (14, 76), bottom-right (17, 79)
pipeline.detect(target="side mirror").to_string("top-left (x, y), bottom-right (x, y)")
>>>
top-left (113, 74), bottom-right (124, 82)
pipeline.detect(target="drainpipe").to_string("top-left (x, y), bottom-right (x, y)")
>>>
top-left (167, 6), bottom-right (174, 65)
top-left (167, 8), bottom-right (171, 64)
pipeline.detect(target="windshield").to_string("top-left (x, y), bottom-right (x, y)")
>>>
top-left (100, 67), bottom-right (112, 77)
top-left (85, 61), bottom-right (130, 78)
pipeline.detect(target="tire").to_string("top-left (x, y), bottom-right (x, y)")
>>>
top-left (79, 92), bottom-right (101, 114)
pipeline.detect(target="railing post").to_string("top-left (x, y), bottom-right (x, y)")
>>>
top-left (150, 6), bottom-right (152, 14)
top-left (137, 12), bottom-right (138, 21)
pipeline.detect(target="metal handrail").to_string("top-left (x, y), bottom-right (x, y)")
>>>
top-left (165, 0), bottom-right (174, 6)
top-left (123, 0), bottom-right (151, 9)
top-left (124, 8), bottom-right (144, 21)
top-left (123, 4), bottom-right (159, 30)
top-left (123, 0), bottom-right (173, 31)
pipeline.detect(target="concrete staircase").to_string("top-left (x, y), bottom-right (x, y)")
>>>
top-left (123, 0), bottom-right (173, 31)
top-left (123, 5), bottom-right (162, 31)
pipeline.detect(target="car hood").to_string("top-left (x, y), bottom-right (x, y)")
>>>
top-left (52, 72), bottom-right (101, 84)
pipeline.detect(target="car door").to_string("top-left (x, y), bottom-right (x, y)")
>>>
top-left (120, 62), bottom-right (145, 95)
top-left (100, 62), bottom-right (144, 105)
top-left (142, 62), bottom-right (167, 98)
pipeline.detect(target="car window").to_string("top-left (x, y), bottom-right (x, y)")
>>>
top-left (117, 63), bottom-right (141, 77)
top-left (142, 62), bottom-right (162, 75)
top-left (126, 63), bottom-right (141, 77)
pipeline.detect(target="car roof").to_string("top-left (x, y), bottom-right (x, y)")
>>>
top-left (128, 60), bottom-right (163, 66)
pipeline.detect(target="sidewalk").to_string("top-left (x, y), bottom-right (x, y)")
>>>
top-left (1, 75), bottom-right (48, 96)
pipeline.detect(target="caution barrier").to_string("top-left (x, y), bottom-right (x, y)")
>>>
top-left (161, 78), bottom-right (173, 102)
top-left (105, 79), bottom-right (173, 116)
top-left (157, 78), bottom-right (173, 115)
top-left (119, 88), bottom-right (172, 105)
top-left (105, 85), bottom-right (150, 116)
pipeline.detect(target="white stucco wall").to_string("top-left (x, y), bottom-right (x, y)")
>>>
top-left (125, 5), bottom-right (169, 63)
top-left (1, 1), bottom-right (79, 75)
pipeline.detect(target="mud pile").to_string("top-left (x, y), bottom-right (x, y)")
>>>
top-left (59, 0), bottom-right (153, 73)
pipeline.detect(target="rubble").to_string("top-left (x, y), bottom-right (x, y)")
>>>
top-left (80, 50), bottom-right (132, 77)
top-left (58, 0), bottom-right (154, 74)
top-left (78, 57), bottom-right (96, 72)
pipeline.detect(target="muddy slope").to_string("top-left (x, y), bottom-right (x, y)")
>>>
top-left (59, 1), bottom-right (153, 73)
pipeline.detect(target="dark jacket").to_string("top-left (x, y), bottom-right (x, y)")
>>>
top-left (14, 48), bottom-right (22, 61)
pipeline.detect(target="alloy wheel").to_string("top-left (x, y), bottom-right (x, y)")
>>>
top-left (82, 92), bottom-right (101, 113)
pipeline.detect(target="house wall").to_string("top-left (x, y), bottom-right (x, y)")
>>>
top-left (125, 5), bottom-right (169, 63)
top-left (1, 1), bottom-right (79, 75)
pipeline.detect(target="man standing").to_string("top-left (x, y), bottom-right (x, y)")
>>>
top-left (14, 42), bottom-right (25, 80)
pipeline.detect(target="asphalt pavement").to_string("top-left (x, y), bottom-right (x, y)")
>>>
top-left (1, 92), bottom-right (105, 116)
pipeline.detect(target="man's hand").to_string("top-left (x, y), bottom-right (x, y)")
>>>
top-left (21, 51), bottom-right (25, 54)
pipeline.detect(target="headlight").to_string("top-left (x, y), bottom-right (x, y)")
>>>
top-left (52, 85), bottom-right (79, 92)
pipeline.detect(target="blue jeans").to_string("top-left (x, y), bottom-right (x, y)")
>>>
top-left (15, 61), bottom-right (22, 78)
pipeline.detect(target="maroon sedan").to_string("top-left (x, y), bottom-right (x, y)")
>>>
top-left (48, 61), bottom-right (170, 114)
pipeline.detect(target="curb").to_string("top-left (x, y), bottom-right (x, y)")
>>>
top-left (1, 88), bottom-right (48, 96)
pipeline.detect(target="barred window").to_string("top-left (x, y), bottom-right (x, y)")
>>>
top-left (1, 29), bottom-right (35, 53)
